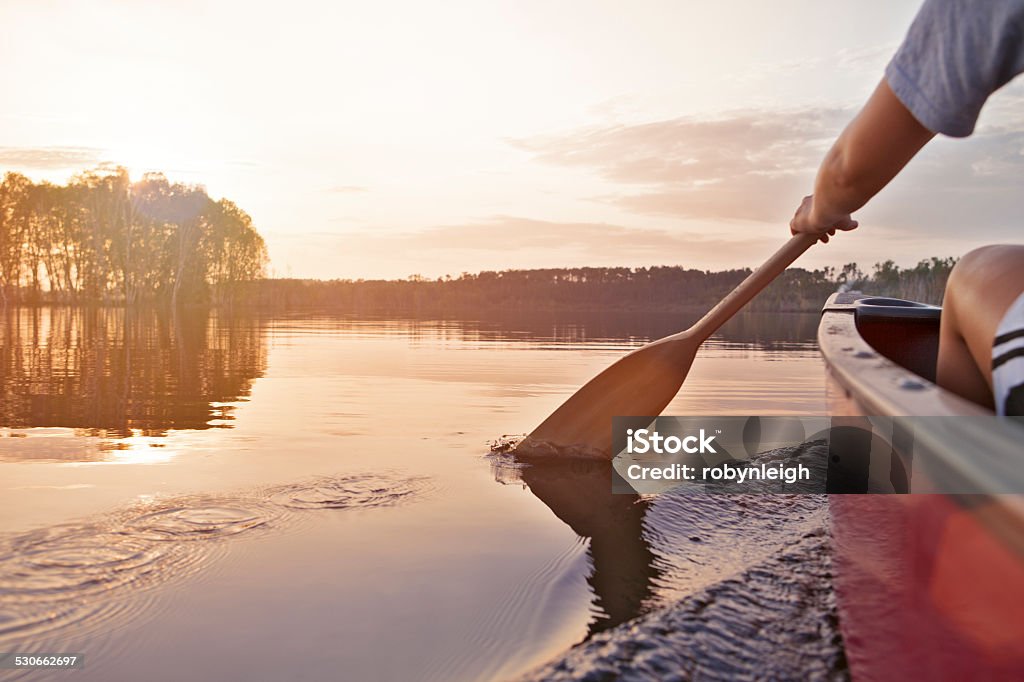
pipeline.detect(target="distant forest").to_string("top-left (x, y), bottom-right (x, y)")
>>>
top-left (1, 167), bottom-right (956, 313)
top-left (242, 258), bottom-right (956, 314)
top-left (0, 168), bottom-right (267, 308)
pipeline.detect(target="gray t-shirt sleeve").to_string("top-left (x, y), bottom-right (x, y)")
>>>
top-left (885, 0), bottom-right (1024, 137)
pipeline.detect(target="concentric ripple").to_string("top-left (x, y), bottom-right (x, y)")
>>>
top-left (126, 505), bottom-right (275, 541)
top-left (0, 525), bottom-right (191, 649)
top-left (268, 473), bottom-right (430, 510)
top-left (4, 535), bottom-right (168, 594)
top-left (0, 472), bottom-right (431, 652)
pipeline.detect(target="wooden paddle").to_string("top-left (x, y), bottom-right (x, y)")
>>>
top-left (516, 233), bottom-right (819, 459)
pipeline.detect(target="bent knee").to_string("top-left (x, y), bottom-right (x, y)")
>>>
top-left (950, 245), bottom-right (1011, 283)
top-left (947, 245), bottom-right (1024, 303)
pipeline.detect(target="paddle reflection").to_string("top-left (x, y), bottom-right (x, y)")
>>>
top-left (517, 458), bottom-right (661, 637)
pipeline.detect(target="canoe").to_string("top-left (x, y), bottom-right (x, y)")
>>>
top-left (818, 292), bottom-right (1024, 680)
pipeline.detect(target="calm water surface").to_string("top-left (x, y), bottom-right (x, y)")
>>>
top-left (0, 307), bottom-right (826, 681)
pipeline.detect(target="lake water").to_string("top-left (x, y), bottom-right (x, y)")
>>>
top-left (0, 307), bottom-right (835, 681)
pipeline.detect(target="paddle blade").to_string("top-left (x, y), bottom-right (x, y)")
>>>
top-left (516, 336), bottom-right (698, 459)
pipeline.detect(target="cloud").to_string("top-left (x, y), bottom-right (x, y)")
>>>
top-left (511, 106), bottom-right (1024, 238)
top-left (0, 146), bottom-right (106, 170)
top-left (511, 108), bottom-right (851, 223)
top-left (513, 109), bottom-right (848, 186)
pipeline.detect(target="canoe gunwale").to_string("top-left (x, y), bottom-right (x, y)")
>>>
top-left (818, 292), bottom-right (1024, 499)
top-left (819, 292), bottom-right (988, 418)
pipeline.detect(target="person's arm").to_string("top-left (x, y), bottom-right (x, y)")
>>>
top-left (790, 78), bottom-right (935, 242)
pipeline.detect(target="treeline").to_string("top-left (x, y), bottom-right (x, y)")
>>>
top-left (240, 258), bottom-right (957, 314)
top-left (0, 167), bottom-right (267, 308)
top-left (0, 166), bottom-right (955, 314)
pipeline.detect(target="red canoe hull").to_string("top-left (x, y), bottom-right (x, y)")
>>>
top-left (830, 494), bottom-right (1024, 681)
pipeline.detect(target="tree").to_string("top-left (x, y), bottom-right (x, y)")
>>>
top-left (205, 198), bottom-right (267, 306)
top-left (0, 166), bottom-right (268, 307)
top-left (0, 173), bottom-right (33, 308)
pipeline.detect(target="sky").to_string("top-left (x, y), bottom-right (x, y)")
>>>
top-left (1, 0), bottom-right (1023, 280)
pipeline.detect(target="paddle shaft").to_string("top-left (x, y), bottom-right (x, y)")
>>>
top-left (519, 232), bottom-right (819, 458)
top-left (685, 233), bottom-right (818, 342)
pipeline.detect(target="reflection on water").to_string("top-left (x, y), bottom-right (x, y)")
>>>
top-left (0, 307), bottom-right (815, 440)
top-left (492, 441), bottom-right (837, 661)
top-left (0, 307), bottom-right (266, 439)
top-left (522, 521), bottom-right (846, 681)
top-left (272, 308), bottom-right (820, 352)
top-left (1, 308), bottom-right (820, 465)
top-left (0, 306), bottom-right (829, 681)
top-left (492, 456), bottom-right (660, 636)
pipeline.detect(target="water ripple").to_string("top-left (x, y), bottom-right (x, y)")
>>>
top-left (126, 505), bottom-right (274, 541)
top-left (0, 472), bottom-right (431, 653)
top-left (520, 527), bottom-right (847, 681)
top-left (268, 473), bottom-right (429, 510)
top-left (0, 525), bottom-right (188, 652)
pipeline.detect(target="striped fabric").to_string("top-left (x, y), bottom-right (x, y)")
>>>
top-left (993, 291), bottom-right (1024, 416)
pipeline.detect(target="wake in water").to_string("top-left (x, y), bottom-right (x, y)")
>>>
top-left (520, 525), bottom-right (847, 681)
top-left (489, 437), bottom-right (848, 680)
